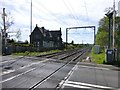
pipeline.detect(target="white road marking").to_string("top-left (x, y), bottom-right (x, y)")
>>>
top-left (64, 81), bottom-right (114, 89)
top-left (2, 70), bottom-right (15, 75)
top-left (64, 63), bottom-right (78, 80)
top-left (1, 60), bottom-right (16, 64)
top-left (79, 65), bottom-right (110, 70)
top-left (1, 58), bottom-right (49, 76)
top-left (25, 57), bottom-right (40, 60)
top-left (59, 63), bottom-right (114, 89)
top-left (1, 56), bottom-right (24, 62)
top-left (58, 62), bottom-right (79, 89)
top-left (1, 57), bottom-right (37, 64)
top-left (64, 83), bottom-right (91, 89)
top-left (0, 68), bottom-right (36, 83)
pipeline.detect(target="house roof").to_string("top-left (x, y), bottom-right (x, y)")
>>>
top-left (34, 25), bottom-right (51, 37)
top-left (50, 30), bottom-right (61, 37)
top-left (31, 24), bottom-right (61, 38)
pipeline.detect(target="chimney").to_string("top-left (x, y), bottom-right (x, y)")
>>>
top-left (41, 27), bottom-right (44, 30)
top-left (36, 24), bottom-right (38, 27)
top-left (41, 27), bottom-right (45, 34)
top-left (60, 27), bottom-right (61, 31)
top-left (60, 27), bottom-right (62, 36)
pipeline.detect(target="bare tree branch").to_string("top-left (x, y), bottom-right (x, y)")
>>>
top-left (0, 10), bottom-right (14, 30)
top-left (15, 29), bottom-right (21, 41)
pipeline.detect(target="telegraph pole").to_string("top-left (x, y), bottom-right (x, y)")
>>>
top-left (112, 0), bottom-right (116, 61)
top-left (30, 0), bottom-right (32, 33)
top-left (66, 28), bottom-right (68, 49)
top-left (2, 8), bottom-right (7, 55)
top-left (94, 26), bottom-right (96, 45)
top-left (3, 8), bottom-right (6, 43)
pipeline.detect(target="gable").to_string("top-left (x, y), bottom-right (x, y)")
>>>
top-left (31, 27), bottom-right (41, 35)
top-left (30, 25), bottom-right (62, 42)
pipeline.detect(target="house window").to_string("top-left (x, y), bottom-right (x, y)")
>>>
top-left (34, 42), bottom-right (36, 46)
top-left (43, 41), bottom-right (53, 47)
top-left (37, 42), bottom-right (40, 47)
top-left (57, 37), bottom-right (60, 40)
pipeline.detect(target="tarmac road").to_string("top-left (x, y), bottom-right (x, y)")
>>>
top-left (1, 56), bottom-right (75, 89)
top-left (60, 64), bottom-right (119, 90)
top-left (0, 55), bottom-right (119, 90)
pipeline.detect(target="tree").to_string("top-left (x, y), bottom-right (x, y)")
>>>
top-left (71, 40), bottom-right (74, 45)
top-left (115, 17), bottom-right (120, 48)
top-left (0, 9), bottom-right (14, 31)
top-left (8, 39), bottom-right (15, 43)
top-left (0, 8), bottom-right (14, 44)
top-left (96, 16), bottom-right (120, 48)
top-left (25, 40), bottom-right (29, 44)
top-left (96, 17), bottom-right (109, 47)
top-left (96, 31), bottom-right (108, 46)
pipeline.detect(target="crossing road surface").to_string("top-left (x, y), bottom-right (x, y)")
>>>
top-left (0, 55), bottom-right (120, 90)
top-left (58, 63), bottom-right (119, 90)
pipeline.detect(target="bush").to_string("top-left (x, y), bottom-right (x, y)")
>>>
top-left (25, 51), bottom-right (30, 55)
top-left (91, 47), bottom-right (105, 64)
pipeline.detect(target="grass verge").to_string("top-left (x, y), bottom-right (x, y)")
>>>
top-left (12, 49), bottom-right (62, 56)
top-left (90, 48), bottom-right (105, 64)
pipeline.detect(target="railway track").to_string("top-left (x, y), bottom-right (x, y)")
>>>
top-left (1, 49), bottom-right (77, 69)
top-left (29, 48), bottom-right (88, 89)
top-left (36, 48), bottom-right (79, 58)
top-left (1, 48), bottom-right (81, 71)
top-left (1, 47), bottom-right (91, 89)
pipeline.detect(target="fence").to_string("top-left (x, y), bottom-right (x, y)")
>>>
top-left (3, 45), bottom-right (37, 54)
top-left (10, 45), bottom-right (37, 53)
top-left (4, 44), bottom-right (64, 54)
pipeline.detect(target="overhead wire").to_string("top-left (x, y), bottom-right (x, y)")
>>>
top-left (84, 0), bottom-right (89, 21)
top-left (83, 0), bottom-right (94, 43)
top-left (30, 0), bottom-right (70, 26)
top-left (66, 0), bottom-right (81, 26)
top-left (62, 0), bottom-right (79, 26)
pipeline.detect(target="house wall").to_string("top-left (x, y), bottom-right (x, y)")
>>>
top-left (43, 41), bottom-right (54, 48)
top-left (30, 26), bottom-right (63, 51)
top-left (30, 27), bottom-right (43, 47)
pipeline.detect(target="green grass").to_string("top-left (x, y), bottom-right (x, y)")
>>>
top-left (90, 48), bottom-right (105, 64)
top-left (90, 48), bottom-right (120, 66)
top-left (12, 49), bottom-right (62, 56)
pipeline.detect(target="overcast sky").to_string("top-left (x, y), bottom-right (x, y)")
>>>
top-left (0, 0), bottom-right (119, 44)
